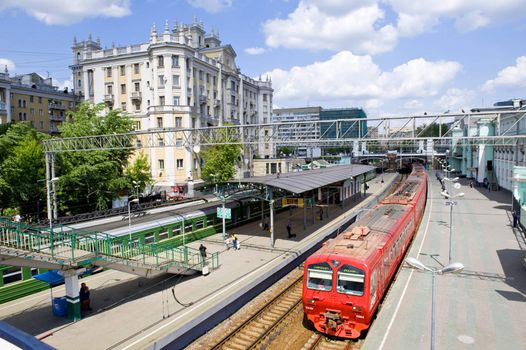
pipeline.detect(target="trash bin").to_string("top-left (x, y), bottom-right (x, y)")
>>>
top-left (52, 297), bottom-right (67, 317)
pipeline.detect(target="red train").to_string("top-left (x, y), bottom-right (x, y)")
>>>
top-left (302, 163), bottom-right (427, 338)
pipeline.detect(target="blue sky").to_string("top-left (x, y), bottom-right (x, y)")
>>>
top-left (1, 0), bottom-right (525, 118)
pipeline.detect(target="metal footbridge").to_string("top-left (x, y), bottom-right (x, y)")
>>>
top-left (0, 218), bottom-right (218, 278)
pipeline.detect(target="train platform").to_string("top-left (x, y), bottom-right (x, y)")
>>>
top-left (363, 173), bottom-right (526, 350)
top-left (0, 173), bottom-right (398, 350)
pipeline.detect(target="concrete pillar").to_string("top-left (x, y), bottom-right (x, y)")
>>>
top-left (63, 269), bottom-right (82, 321)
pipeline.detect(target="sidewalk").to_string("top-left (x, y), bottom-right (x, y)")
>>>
top-left (363, 172), bottom-right (526, 350)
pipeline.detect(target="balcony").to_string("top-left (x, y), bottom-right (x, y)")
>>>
top-left (48, 103), bottom-right (65, 110)
top-left (49, 114), bottom-right (66, 122)
top-left (104, 94), bottom-right (114, 103)
top-left (147, 105), bottom-right (196, 114)
top-left (131, 91), bottom-right (142, 101)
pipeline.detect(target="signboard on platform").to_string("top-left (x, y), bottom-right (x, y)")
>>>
top-left (216, 207), bottom-right (231, 219)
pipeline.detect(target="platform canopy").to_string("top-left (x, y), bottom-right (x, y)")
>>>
top-left (238, 164), bottom-right (375, 194)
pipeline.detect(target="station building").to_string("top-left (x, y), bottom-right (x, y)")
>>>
top-left (448, 98), bottom-right (526, 224)
top-left (71, 19), bottom-right (273, 188)
top-left (0, 70), bottom-right (76, 134)
top-left (272, 107), bottom-right (368, 158)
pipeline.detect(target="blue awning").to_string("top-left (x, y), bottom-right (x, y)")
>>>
top-left (33, 270), bottom-right (64, 286)
top-left (33, 268), bottom-right (96, 286)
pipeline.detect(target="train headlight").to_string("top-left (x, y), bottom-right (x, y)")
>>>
top-left (331, 260), bottom-right (341, 267)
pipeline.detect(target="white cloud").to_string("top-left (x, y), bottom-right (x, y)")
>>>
top-left (245, 47), bottom-right (268, 55)
top-left (482, 56), bottom-right (526, 91)
top-left (404, 100), bottom-right (423, 109)
top-left (0, 58), bottom-right (16, 72)
top-left (435, 88), bottom-right (475, 111)
top-left (389, 0), bottom-right (526, 35)
top-left (263, 1), bottom-right (398, 55)
top-left (186, 0), bottom-right (232, 13)
top-left (0, 0), bottom-right (131, 25)
top-left (261, 1), bottom-right (526, 55)
top-left (265, 51), bottom-right (462, 108)
top-left (56, 79), bottom-right (74, 91)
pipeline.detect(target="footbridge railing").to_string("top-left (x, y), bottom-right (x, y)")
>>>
top-left (0, 218), bottom-right (218, 275)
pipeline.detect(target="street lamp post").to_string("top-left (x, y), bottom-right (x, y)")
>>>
top-left (128, 198), bottom-right (139, 243)
top-left (441, 182), bottom-right (463, 264)
top-left (405, 257), bottom-right (464, 350)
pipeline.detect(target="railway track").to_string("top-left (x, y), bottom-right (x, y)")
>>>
top-left (302, 333), bottom-right (357, 350)
top-left (211, 275), bottom-right (304, 350)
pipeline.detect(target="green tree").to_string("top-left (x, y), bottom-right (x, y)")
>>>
top-left (0, 123), bottom-right (48, 217)
top-left (416, 123), bottom-right (450, 137)
top-left (56, 103), bottom-right (135, 213)
top-left (124, 152), bottom-right (152, 197)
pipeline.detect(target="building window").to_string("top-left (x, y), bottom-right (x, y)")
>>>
top-left (158, 75), bottom-right (165, 88)
top-left (231, 81), bottom-right (235, 90)
top-left (172, 75), bottom-right (180, 87)
top-left (40, 121), bottom-right (44, 128)
top-left (106, 67), bottom-right (112, 78)
top-left (157, 117), bottom-right (163, 128)
top-left (173, 96), bottom-right (180, 106)
top-left (38, 96), bottom-right (42, 103)
top-left (134, 82), bottom-right (140, 92)
top-left (175, 117), bottom-right (182, 127)
top-left (30, 108), bottom-right (34, 116)
top-left (176, 159), bottom-right (183, 169)
top-left (30, 96), bottom-right (34, 102)
top-left (134, 63), bottom-right (140, 74)
top-left (172, 55), bottom-right (179, 67)
top-left (120, 65), bottom-right (125, 76)
top-left (158, 138), bottom-right (164, 146)
top-left (17, 99), bottom-right (21, 107)
top-left (107, 85), bottom-right (113, 94)
top-left (192, 118), bottom-right (196, 128)
top-left (158, 55), bottom-right (164, 68)
top-left (120, 84), bottom-right (126, 94)
top-left (176, 138), bottom-right (182, 147)
top-left (158, 159), bottom-right (165, 170)
top-left (39, 109), bottom-right (43, 116)
top-left (135, 102), bottom-right (140, 111)
top-left (121, 102), bottom-right (126, 111)
top-left (231, 95), bottom-right (236, 105)
top-left (77, 79), bottom-right (81, 88)
top-left (134, 121), bottom-right (141, 130)
top-left (263, 94), bottom-right (267, 102)
top-left (159, 96), bottom-right (165, 106)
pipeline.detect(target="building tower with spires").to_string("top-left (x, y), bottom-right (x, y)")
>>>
top-left (70, 20), bottom-right (273, 190)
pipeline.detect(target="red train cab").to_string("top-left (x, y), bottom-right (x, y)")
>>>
top-left (302, 164), bottom-right (427, 339)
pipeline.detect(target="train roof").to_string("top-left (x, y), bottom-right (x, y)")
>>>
top-left (314, 203), bottom-right (410, 263)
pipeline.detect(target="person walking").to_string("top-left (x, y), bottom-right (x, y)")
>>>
top-left (79, 282), bottom-right (92, 311)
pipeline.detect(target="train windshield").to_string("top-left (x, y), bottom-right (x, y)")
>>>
top-left (336, 264), bottom-right (365, 296)
top-left (306, 262), bottom-right (333, 291)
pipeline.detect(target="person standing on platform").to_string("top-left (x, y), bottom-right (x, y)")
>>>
top-left (199, 244), bottom-right (207, 263)
top-left (286, 219), bottom-right (296, 238)
top-left (232, 232), bottom-right (239, 250)
top-left (512, 211), bottom-right (519, 228)
top-left (79, 282), bottom-right (91, 311)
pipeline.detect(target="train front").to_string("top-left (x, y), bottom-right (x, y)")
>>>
top-left (302, 255), bottom-right (370, 339)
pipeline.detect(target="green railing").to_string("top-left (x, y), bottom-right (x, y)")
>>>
top-left (0, 218), bottom-right (218, 273)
